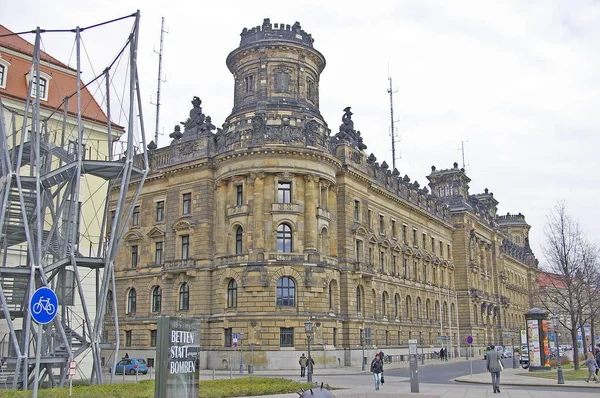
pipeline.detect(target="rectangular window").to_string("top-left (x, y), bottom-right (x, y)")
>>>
top-left (125, 331), bottom-right (132, 347)
top-left (236, 185), bottom-right (243, 206)
top-left (156, 201), bottom-right (164, 222)
top-left (155, 241), bottom-right (163, 265)
top-left (307, 78), bottom-right (315, 99)
top-left (131, 245), bottom-right (138, 267)
top-left (150, 330), bottom-right (157, 347)
top-left (182, 193), bottom-right (191, 215)
top-left (392, 255), bottom-right (397, 275)
top-left (0, 65), bottom-right (5, 87)
top-left (280, 327), bottom-right (294, 347)
top-left (413, 261), bottom-right (418, 280)
top-left (368, 247), bottom-right (373, 265)
top-left (367, 210), bottom-right (372, 228)
top-left (413, 229), bottom-right (417, 247)
top-left (391, 220), bottom-right (396, 238)
top-left (278, 182), bottom-right (291, 203)
top-left (355, 240), bottom-right (362, 262)
top-left (385, 331), bottom-right (390, 346)
top-left (423, 264), bottom-right (427, 282)
top-left (439, 241), bottom-right (444, 258)
top-left (379, 215), bottom-right (384, 234)
top-left (403, 225), bottom-right (408, 244)
top-left (132, 206), bottom-right (140, 226)
top-left (447, 244), bottom-right (451, 260)
top-left (333, 327), bottom-right (337, 346)
top-left (224, 328), bottom-right (232, 347)
top-left (403, 258), bottom-right (408, 278)
top-left (431, 237), bottom-right (435, 253)
top-left (181, 235), bottom-right (190, 259)
top-left (354, 200), bottom-right (360, 220)
top-left (275, 71), bottom-right (290, 92)
top-left (380, 252), bottom-right (385, 273)
top-left (31, 76), bottom-right (48, 100)
top-left (244, 75), bottom-right (254, 94)
top-left (422, 233), bottom-right (427, 250)
top-left (110, 210), bottom-right (116, 229)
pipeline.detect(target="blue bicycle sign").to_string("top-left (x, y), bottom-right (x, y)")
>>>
top-left (30, 287), bottom-right (58, 324)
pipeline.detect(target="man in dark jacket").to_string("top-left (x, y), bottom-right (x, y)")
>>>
top-left (370, 353), bottom-right (384, 390)
top-left (299, 353), bottom-right (308, 377)
top-left (486, 344), bottom-right (503, 393)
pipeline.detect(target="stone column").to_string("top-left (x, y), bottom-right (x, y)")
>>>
top-left (252, 173), bottom-right (266, 258)
top-left (304, 174), bottom-right (317, 253)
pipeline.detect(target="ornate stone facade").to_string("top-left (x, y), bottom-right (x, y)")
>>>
top-left (103, 19), bottom-right (538, 370)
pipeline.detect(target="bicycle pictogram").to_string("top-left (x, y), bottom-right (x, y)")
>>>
top-left (32, 296), bottom-right (56, 316)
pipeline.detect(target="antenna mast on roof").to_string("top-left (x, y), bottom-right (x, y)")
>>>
top-left (387, 76), bottom-right (400, 170)
top-left (153, 17), bottom-right (167, 146)
top-left (459, 138), bottom-right (469, 171)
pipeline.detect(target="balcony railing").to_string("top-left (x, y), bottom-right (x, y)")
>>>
top-left (271, 203), bottom-right (301, 213)
top-left (227, 205), bottom-right (249, 218)
top-left (164, 258), bottom-right (196, 270)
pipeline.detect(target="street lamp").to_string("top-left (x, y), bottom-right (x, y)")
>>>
top-left (551, 315), bottom-right (564, 385)
top-left (419, 332), bottom-right (424, 365)
top-left (304, 318), bottom-right (313, 383)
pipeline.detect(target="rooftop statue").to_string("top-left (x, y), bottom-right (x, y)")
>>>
top-left (340, 106), bottom-right (354, 133)
top-left (181, 96), bottom-right (206, 132)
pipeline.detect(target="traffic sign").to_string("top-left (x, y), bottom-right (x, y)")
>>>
top-left (30, 287), bottom-right (58, 324)
top-left (466, 335), bottom-right (473, 345)
top-left (503, 333), bottom-right (510, 338)
top-left (233, 333), bottom-right (238, 340)
top-left (69, 360), bottom-right (77, 377)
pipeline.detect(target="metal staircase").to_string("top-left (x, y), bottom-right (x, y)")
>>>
top-left (0, 13), bottom-right (148, 390)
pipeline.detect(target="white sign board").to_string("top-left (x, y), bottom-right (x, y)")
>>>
top-left (408, 339), bottom-right (418, 355)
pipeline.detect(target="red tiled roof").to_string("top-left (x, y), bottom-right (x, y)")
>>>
top-left (538, 272), bottom-right (567, 289)
top-left (0, 24), bottom-right (123, 131)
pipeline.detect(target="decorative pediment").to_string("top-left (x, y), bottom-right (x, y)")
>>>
top-left (403, 246), bottom-right (414, 256)
top-left (423, 253), bottom-right (432, 262)
top-left (414, 250), bottom-right (423, 259)
top-left (124, 231), bottom-right (143, 242)
top-left (350, 223), bottom-right (369, 236)
top-left (147, 226), bottom-right (166, 238)
top-left (172, 218), bottom-right (195, 232)
top-left (432, 256), bottom-right (440, 265)
top-left (368, 235), bottom-right (378, 245)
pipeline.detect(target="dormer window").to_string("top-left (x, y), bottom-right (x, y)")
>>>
top-left (0, 58), bottom-right (9, 89)
top-left (26, 71), bottom-right (52, 101)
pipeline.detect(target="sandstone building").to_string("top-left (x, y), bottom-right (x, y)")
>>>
top-left (103, 19), bottom-right (538, 370)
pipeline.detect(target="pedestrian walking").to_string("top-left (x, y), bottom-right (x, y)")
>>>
top-left (595, 348), bottom-right (600, 376)
top-left (370, 352), bottom-right (384, 390)
top-left (583, 353), bottom-right (600, 383)
top-left (379, 350), bottom-right (385, 363)
top-left (299, 353), bottom-right (308, 377)
top-left (486, 344), bottom-right (503, 393)
top-left (439, 347), bottom-right (445, 361)
top-left (308, 355), bottom-right (315, 375)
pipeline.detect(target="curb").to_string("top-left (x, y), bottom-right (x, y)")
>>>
top-left (454, 377), bottom-right (600, 389)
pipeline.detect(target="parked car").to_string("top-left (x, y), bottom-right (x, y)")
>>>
top-left (115, 358), bottom-right (148, 375)
top-left (501, 349), bottom-right (512, 358)
top-left (483, 345), bottom-right (504, 360)
top-left (520, 346), bottom-right (530, 365)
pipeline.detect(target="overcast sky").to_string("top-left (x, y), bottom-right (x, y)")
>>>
top-left (3, 0), bottom-right (599, 265)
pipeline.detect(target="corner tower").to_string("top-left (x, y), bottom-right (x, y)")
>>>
top-left (220, 19), bottom-right (328, 150)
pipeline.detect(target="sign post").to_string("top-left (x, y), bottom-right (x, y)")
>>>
top-left (409, 339), bottom-right (419, 393)
top-left (31, 287), bottom-right (59, 398)
top-left (466, 335), bottom-right (473, 376)
top-left (232, 333), bottom-right (238, 373)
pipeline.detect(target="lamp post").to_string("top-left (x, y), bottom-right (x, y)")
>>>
top-left (419, 332), bottom-right (424, 365)
top-left (304, 319), bottom-right (313, 383)
top-left (511, 334), bottom-right (517, 369)
top-left (551, 315), bottom-right (564, 384)
top-left (361, 330), bottom-right (366, 371)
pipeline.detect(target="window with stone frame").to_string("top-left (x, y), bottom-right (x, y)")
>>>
top-left (244, 74), bottom-right (254, 94)
top-left (125, 330), bottom-right (132, 347)
top-left (182, 193), bottom-right (191, 215)
top-left (150, 330), bottom-right (157, 347)
top-left (355, 240), bottom-right (363, 262)
top-left (30, 75), bottom-right (48, 100)
top-left (276, 276), bottom-right (295, 307)
top-left (279, 327), bottom-right (294, 347)
top-left (106, 290), bottom-right (113, 313)
top-left (156, 201), bottom-right (165, 222)
top-left (354, 200), bottom-right (360, 220)
top-left (131, 245), bottom-right (138, 267)
top-left (277, 182), bottom-right (291, 203)
top-left (235, 226), bottom-right (243, 254)
top-left (151, 286), bottom-right (161, 313)
top-left (132, 206), bottom-right (140, 226)
top-left (127, 289), bottom-right (136, 314)
top-left (0, 64), bottom-right (6, 88)
top-left (236, 184), bottom-right (243, 206)
top-left (181, 235), bottom-right (190, 259)
top-left (277, 223), bottom-right (292, 253)
top-left (356, 287), bottom-right (362, 313)
top-left (274, 70), bottom-right (290, 93)
top-left (227, 279), bottom-right (237, 308)
top-left (307, 77), bottom-right (315, 100)
top-left (155, 241), bottom-right (163, 265)
top-left (224, 328), bottom-right (232, 347)
top-left (179, 283), bottom-right (190, 310)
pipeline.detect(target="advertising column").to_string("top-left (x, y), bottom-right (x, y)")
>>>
top-left (525, 308), bottom-right (551, 372)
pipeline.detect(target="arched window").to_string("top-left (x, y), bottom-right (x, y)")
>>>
top-left (127, 289), bottom-right (136, 314)
top-left (152, 286), bottom-right (162, 313)
top-left (451, 303), bottom-right (456, 324)
top-left (227, 279), bottom-right (237, 308)
top-left (394, 294), bottom-right (399, 318)
top-left (434, 300), bottom-right (440, 321)
top-left (106, 290), bottom-right (113, 313)
top-left (320, 228), bottom-right (329, 255)
top-left (277, 223), bottom-right (293, 253)
top-left (443, 302), bottom-right (448, 323)
top-left (356, 287), bottom-right (362, 313)
top-left (276, 277), bottom-right (295, 307)
top-left (426, 299), bottom-right (431, 320)
top-left (473, 304), bottom-right (478, 324)
top-left (179, 283), bottom-right (189, 310)
top-left (235, 226), bottom-right (243, 254)
top-left (328, 283), bottom-right (333, 310)
top-left (405, 296), bottom-right (412, 319)
top-left (381, 293), bottom-right (386, 317)
top-left (416, 297), bottom-right (422, 319)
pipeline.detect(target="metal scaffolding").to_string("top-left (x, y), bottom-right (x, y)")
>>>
top-left (0, 11), bottom-right (147, 390)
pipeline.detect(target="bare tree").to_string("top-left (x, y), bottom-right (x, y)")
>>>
top-left (578, 243), bottom-right (600, 355)
top-left (539, 202), bottom-right (587, 369)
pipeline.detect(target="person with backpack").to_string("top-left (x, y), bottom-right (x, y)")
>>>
top-left (370, 352), bottom-right (384, 390)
